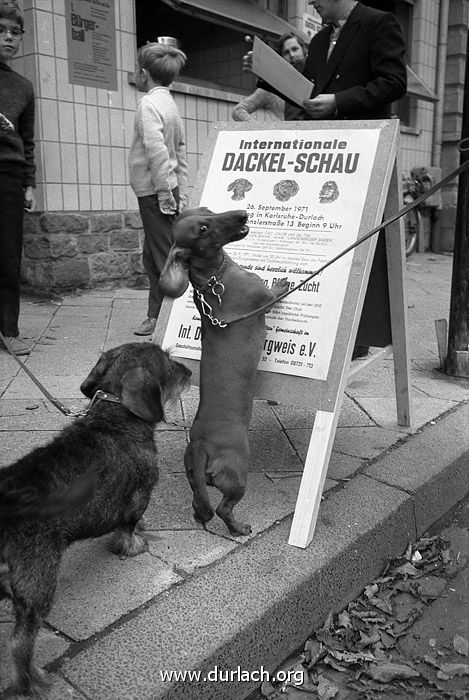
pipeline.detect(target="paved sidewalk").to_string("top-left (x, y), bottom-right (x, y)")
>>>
top-left (0, 253), bottom-right (468, 699)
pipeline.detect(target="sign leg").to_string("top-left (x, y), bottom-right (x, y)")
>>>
top-left (288, 409), bottom-right (336, 548)
top-left (384, 161), bottom-right (412, 427)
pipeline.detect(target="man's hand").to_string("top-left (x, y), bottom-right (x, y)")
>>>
top-left (242, 50), bottom-right (253, 73)
top-left (302, 94), bottom-right (337, 119)
top-left (24, 186), bottom-right (36, 213)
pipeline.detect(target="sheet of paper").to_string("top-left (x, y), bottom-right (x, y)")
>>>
top-left (252, 36), bottom-right (313, 107)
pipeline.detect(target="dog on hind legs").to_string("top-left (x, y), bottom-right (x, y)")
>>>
top-left (159, 207), bottom-right (289, 536)
top-left (0, 342), bottom-right (191, 696)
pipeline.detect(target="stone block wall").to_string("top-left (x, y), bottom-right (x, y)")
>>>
top-left (21, 211), bottom-right (148, 292)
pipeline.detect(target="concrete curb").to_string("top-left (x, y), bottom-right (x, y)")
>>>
top-left (56, 402), bottom-right (469, 700)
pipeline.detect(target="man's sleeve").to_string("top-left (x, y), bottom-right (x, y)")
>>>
top-left (335, 13), bottom-right (407, 118)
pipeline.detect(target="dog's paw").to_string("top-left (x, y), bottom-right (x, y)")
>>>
top-left (109, 529), bottom-right (149, 558)
top-left (216, 508), bottom-right (252, 537)
top-left (12, 665), bottom-right (50, 698)
top-left (229, 521), bottom-right (252, 537)
top-left (271, 277), bottom-right (290, 296)
top-left (192, 501), bottom-right (214, 525)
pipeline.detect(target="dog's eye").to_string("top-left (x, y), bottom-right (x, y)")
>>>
top-left (200, 225), bottom-right (208, 235)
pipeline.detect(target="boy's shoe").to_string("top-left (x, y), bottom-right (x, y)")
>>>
top-left (0, 336), bottom-right (33, 355)
top-left (133, 318), bottom-right (156, 336)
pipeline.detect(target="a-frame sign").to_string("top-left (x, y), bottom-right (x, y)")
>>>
top-left (154, 119), bottom-right (411, 548)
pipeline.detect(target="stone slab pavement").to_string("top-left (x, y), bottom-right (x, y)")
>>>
top-left (0, 253), bottom-right (468, 699)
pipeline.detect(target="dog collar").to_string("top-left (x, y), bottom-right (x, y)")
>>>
top-left (86, 389), bottom-right (121, 414)
top-left (197, 254), bottom-right (227, 296)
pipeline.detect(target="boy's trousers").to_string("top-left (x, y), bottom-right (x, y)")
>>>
top-left (138, 188), bottom-right (179, 319)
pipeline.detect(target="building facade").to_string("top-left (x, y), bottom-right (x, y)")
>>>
top-left (11, 0), bottom-right (469, 291)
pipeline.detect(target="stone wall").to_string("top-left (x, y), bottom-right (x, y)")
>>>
top-left (21, 211), bottom-right (148, 292)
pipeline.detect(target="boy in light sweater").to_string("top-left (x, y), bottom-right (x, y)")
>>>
top-left (129, 42), bottom-right (188, 335)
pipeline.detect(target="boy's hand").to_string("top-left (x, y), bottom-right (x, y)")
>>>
top-left (158, 193), bottom-right (177, 215)
top-left (179, 193), bottom-right (188, 212)
top-left (24, 186), bottom-right (36, 213)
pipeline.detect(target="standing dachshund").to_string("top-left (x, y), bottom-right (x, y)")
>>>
top-left (0, 342), bottom-right (190, 696)
top-left (160, 208), bottom-right (288, 535)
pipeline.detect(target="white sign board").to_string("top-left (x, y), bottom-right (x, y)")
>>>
top-left (155, 120), bottom-right (411, 548)
top-left (159, 127), bottom-right (380, 381)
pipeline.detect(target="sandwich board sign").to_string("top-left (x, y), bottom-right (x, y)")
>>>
top-left (154, 120), bottom-right (411, 548)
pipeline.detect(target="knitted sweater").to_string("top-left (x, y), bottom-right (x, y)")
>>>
top-left (0, 61), bottom-right (36, 187)
top-left (232, 88), bottom-right (285, 122)
top-left (128, 86), bottom-right (188, 199)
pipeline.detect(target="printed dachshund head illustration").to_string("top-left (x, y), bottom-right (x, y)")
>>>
top-left (273, 179), bottom-right (299, 202)
top-left (227, 178), bottom-right (253, 200)
top-left (319, 180), bottom-right (339, 203)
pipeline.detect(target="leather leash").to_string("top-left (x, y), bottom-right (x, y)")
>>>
top-left (220, 139), bottom-right (469, 327)
top-left (0, 330), bottom-right (76, 416)
top-left (0, 331), bottom-right (120, 417)
top-left (1, 140), bottom-right (468, 411)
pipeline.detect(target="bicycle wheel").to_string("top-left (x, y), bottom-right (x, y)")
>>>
top-left (403, 206), bottom-right (421, 257)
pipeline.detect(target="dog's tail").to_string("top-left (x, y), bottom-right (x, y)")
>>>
top-left (0, 472), bottom-right (96, 525)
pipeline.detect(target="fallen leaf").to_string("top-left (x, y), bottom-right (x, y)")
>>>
top-left (303, 638), bottom-right (323, 667)
top-left (317, 674), bottom-right (339, 699)
top-left (395, 562), bottom-right (420, 577)
top-left (441, 548), bottom-right (452, 563)
top-left (366, 662), bottom-right (420, 682)
top-left (379, 630), bottom-right (396, 649)
top-left (323, 654), bottom-right (349, 673)
top-left (369, 596), bottom-right (393, 614)
top-left (329, 648), bottom-right (376, 664)
top-left (364, 584), bottom-right (379, 599)
top-left (436, 663), bottom-right (469, 679)
top-left (260, 679), bottom-right (276, 697)
top-left (453, 634), bottom-right (469, 657)
top-left (337, 610), bottom-right (351, 628)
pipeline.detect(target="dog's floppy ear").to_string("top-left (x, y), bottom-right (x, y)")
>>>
top-left (120, 366), bottom-right (164, 423)
top-left (227, 182), bottom-right (234, 191)
top-left (159, 245), bottom-right (190, 297)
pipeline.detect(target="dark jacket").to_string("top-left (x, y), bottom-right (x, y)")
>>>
top-left (0, 61), bottom-right (36, 186)
top-left (302, 2), bottom-right (407, 120)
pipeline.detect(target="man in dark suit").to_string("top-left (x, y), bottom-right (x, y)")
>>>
top-left (301, 0), bottom-right (407, 119)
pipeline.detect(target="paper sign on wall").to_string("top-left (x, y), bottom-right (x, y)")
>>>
top-left (66, 0), bottom-right (118, 91)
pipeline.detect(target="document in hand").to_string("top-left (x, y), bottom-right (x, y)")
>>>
top-left (252, 36), bottom-right (313, 107)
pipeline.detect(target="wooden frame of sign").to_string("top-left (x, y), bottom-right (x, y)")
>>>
top-left (154, 119), bottom-right (411, 549)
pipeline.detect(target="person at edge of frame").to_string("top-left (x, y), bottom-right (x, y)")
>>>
top-left (232, 31), bottom-right (308, 122)
top-left (244, 0), bottom-right (407, 359)
top-left (128, 41), bottom-right (189, 337)
top-left (0, 2), bottom-right (37, 357)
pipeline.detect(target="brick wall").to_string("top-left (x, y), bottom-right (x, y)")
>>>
top-left (21, 211), bottom-right (148, 292)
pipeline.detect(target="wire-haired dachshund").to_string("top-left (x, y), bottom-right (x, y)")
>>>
top-left (0, 342), bottom-right (190, 696)
top-left (160, 207), bottom-right (288, 536)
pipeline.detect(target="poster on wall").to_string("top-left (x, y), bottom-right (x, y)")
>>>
top-left (160, 127), bottom-right (381, 381)
top-left (65, 0), bottom-right (117, 91)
